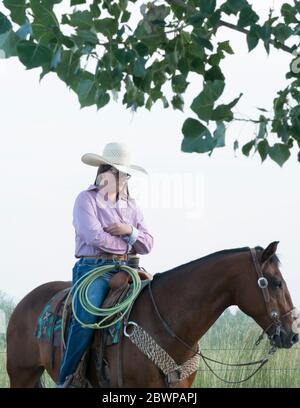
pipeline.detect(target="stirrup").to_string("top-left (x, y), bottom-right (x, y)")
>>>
top-left (57, 374), bottom-right (90, 388)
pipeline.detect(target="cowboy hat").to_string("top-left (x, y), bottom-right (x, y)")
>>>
top-left (81, 142), bottom-right (148, 175)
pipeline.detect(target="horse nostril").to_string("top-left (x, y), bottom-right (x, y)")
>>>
top-left (291, 334), bottom-right (299, 344)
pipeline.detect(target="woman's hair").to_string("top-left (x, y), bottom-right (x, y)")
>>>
top-left (94, 164), bottom-right (130, 200)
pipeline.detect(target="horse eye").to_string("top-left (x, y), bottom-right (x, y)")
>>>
top-left (273, 280), bottom-right (282, 289)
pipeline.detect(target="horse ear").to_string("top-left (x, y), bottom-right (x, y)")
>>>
top-left (261, 241), bottom-right (279, 264)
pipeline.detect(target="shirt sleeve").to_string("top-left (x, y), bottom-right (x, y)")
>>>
top-left (121, 202), bottom-right (154, 255)
top-left (73, 192), bottom-right (129, 254)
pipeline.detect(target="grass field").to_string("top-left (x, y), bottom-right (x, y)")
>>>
top-left (1, 310), bottom-right (299, 388)
top-left (192, 311), bottom-right (300, 388)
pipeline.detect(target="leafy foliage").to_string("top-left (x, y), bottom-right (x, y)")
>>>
top-left (1, 0), bottom-right (300, 166)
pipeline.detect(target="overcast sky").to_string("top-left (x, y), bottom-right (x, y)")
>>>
top-left (0, 0), bottom-right (299, 313)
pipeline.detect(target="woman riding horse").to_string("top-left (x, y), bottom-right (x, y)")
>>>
top-left (56, 142), bottom-right (154, 387)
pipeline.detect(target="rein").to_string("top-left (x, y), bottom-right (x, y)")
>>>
top-left (146, 247), bottom-right (295, 384)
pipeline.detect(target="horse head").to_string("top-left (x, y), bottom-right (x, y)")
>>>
top-left (236, 241), bottom-right (299, 349)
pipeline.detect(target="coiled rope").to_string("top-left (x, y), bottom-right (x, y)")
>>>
top-left (61, 264), bottom-right (141, 348)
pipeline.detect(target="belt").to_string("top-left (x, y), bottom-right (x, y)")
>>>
top-left (79, 253), bottom-right (138, 261)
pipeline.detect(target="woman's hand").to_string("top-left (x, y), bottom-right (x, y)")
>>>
top-left (104, 223), bottom-right (133, 236)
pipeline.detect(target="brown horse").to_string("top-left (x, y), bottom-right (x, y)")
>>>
top-left (6, 241), bottom-right (299, 387)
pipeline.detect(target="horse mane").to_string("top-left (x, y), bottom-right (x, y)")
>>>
top-left (155, 245), bottom-right (281, 279)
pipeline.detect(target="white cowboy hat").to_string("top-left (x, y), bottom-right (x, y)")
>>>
top-left (81, 142), bottom-right (148, 175)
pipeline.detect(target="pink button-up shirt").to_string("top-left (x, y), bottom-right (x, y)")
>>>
top-left (73, 184), bottom-right (154, 258)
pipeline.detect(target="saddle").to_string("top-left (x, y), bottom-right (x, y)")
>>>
top-left (35, 267), bottom-right (152, 387)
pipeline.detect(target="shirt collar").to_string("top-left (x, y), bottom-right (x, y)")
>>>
top-left (87, 184), bottom-right (99, 191)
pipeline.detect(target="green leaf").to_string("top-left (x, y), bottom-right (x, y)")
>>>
top-left (273, 23), bottom-right (293, 43)
top-left (257, 115), bottom-right (267, 139)
top-left (0, 29), bottom-right (18, 57)
top-left (31, 23), bottom-right (56, 45)
top-left (193, 35), bottom-right (213, 51)
top-left (257, 140), bottom-right (269, 162)
top-left (121, 10), bottom-right (130, 23)
top-left (171, 94), bottom-right (184, 111)
top-left (61, 14), bottom-right (70, 25)
top-left (119, 0), bottom-right (128, 12)
top-left (113, 47), bottom-right (127, 65)
top-left (281, 3), bottom-right (298, 24)
top-left (171, 74), bottom-right (189, 94)
top-left (94, 18), bottom-right (118, 37)
top-left (247, 35), bottom-right (259, 52)
top-left (186, 13), bottom-right (205, 27)
top-left (242, 140), bottom-right (255, 156)
top-left (16, 21), bottom-right (32, 40)
top-left (61, 35), bottom-right (75, 48)
top-left (259, 23), bottom-right (271, 54)
top-left (238, 6), bottom-right (259, 28)
top-left (76, 30), bottom-right (98, 45)
top-left (3, 0), bottom-right (26, 25)
top-left (191, 80), bottom-right (225, 122)
top-left (268, 143), bottom-right (290, 167)
top-left (17, 40), bottom-right (52, 69)
top-left (204, 66), bottom-right (225, 81)
top-left (181, 118), bottom-right (214, 153)
top-left (208, 50), bottom-right (225, 66)
top-left (145, 96), bottom-right (153, 111)
top-left (50, 46), bottom-right (61, 69)
top-left (221, 0), bottom-right (248, 15)
top-left (96, 91), bottom-right (110, 110)
top-left (207, 9), bottom-right (221, 28)
top-left (161, 95), bottom-right (169, 108)
top-left (134, 42), bottom-right (149, 57)
top-left (211, 93), bottom-right (242, 121)
top-left (97, 69), bottom-right (113, 90)
top-left (133, 57), bottom-right (146, 78)
top-left (29, 0), bottom-right (59, 27)
top-left (178, 57), bottom-right (189, 75)
top-left (199, 0), bottom-right (216, 15)
top-left (0, 12), bottom-right (12, 34)
top-left (247, 25), bottom-right (260, 51)
top-left (218, 40), bottom-right (234, 55)
top-left (90, 2), bottom-right (101, 18)
top-left (108, 3), bottom-right (122, 19)
top-left (71, 0), bottom-right (86, 5)
top-left (39, 62), bottom-right (52, 81)
top-left (211, 105), bottom-right (233, 121)
top-left (76, 78), bottom-right (98, 107)
top-left (56, 50), bottom-right (81, 86)
top-left (69, 11), bottom-right (93, 30)
top-left (213, 121), bottom-right (226, 148)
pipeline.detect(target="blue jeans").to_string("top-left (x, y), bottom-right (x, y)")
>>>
top-left (56, 258), bottom-right (129, 385)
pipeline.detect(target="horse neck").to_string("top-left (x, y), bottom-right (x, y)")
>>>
top-left (152, 252), bottom-right (242, 350)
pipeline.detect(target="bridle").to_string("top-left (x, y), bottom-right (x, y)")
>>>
top-left (249, 248), bottom-right (297, 348)
top-left (145, 247), bottom-right (298, 384)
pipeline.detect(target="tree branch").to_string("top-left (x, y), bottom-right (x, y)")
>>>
top-left (165, 0), bottom-right (295, 55)
top-left (218, 20), bottom-right (294, 54)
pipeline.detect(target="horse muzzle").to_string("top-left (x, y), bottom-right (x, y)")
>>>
top-left (269, 326), bottom-right (299, 349)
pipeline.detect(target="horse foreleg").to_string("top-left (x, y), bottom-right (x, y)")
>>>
top-left (8, 366), bottom-right (45, 388)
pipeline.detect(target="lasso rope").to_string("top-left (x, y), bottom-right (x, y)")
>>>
top-left (61, 264), bottom-right (141, 348)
